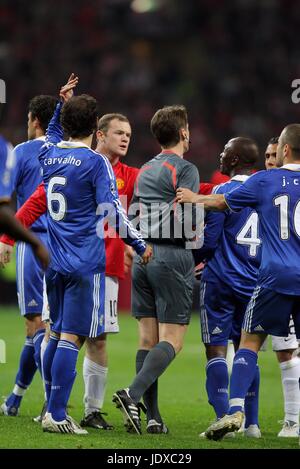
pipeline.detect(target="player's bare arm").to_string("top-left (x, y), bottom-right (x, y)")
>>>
top-left (176, 187), bottom-right (227, 211)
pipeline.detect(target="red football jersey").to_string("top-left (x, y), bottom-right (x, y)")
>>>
top-left (105, 161), bottom-right (139, 279)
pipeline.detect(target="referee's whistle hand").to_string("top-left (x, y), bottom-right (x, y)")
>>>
top-left (140, 244), bottom-right (153, 265)
top-left (176, 187), bottom-right (198, 204)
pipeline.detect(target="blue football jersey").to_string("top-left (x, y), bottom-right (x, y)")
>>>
top-left (225, 165), bottom-right (300, 295)
top-left (13, 137), bottom-right (47, 232)
top-left (39, 102), bottom-right (146, 275)
top-left (200, 176), bottom-right (261, 297)
top-left (0, 135), bottom-right (15, 201)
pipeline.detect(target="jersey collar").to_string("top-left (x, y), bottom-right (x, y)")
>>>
top-left (231, 174), bottom-right (250, 182)
top-left (35, 136), bottom-right (46, 141)
top-left (57, 140), bottom-right (90, 149)
top-left (281, 164), bottom-right (300, 171)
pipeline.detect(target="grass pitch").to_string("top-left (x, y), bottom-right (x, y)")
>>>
top-left (0, 306), bottom-right (298, 449)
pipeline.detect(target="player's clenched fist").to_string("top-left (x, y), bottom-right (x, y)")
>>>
top-left (140, 244), bottom-right (153, 265)
top-left (176, 187), bottom-right (198, 204)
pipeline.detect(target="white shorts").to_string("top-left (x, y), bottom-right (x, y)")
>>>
top-left (104, 276), bottom-right (119, 333)
top-left (41, 276), bottom-right (50, 322)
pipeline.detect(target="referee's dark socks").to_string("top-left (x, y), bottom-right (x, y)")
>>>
top-left (136, 349), bottom-right (162, 423)
top-left (130, 341), bottom-right (175, 404)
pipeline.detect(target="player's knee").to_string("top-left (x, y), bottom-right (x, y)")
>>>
top-left (139, 335), bottom-right (158, 349)
top-left (86, 335), bottom-right (107, 354)
top-left (276, 350), bottom-right (295, 363)
top-left (25, 314), bottom-right (44, 337)
top-left (205, 344), bottom-right (227, 361)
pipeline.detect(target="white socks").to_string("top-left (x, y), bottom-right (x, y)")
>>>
top-left (83, 356), bottom-right (108, 417)
top-left (40, 336), bottom-right (49, 399)
top-left (279, 356), bottom-right (300, 423)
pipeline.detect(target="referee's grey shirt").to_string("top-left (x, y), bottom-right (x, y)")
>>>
top-left (130, 150), bottom-right (200, 248)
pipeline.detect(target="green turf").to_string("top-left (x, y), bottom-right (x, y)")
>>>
top-left (0, 306), bottom-right (297, 449)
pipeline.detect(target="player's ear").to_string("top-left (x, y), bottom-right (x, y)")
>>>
top-left (96, 129), bottom-right (105, 142)
top-left (231, 155), bottom-right (239, 166)
top-left (283, 143), bottom-right (290, 157)
top-left (33, 117), bottom-right (40, 130)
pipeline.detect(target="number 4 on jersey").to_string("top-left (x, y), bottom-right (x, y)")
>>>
top-left (236, 212), bottom-right (261, 257)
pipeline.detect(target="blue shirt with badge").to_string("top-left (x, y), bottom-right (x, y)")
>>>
top-left (39, 102), bottom-right (146, 275)
top-left (225, 166), bottom-right (300, 295)
top-left (199, 176), bottom-right (261, 297)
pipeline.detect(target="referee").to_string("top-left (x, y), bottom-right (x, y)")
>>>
top-left (113, 105), bottom-right (200, 434)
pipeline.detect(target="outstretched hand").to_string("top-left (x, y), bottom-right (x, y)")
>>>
top-left (176, 187), bottom-right (198, 204)
top-left (59, 73), bottom-right (79, 103)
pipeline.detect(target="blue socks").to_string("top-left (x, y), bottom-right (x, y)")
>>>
top-left (229, 349), bottom-right (258, 414)
top-left (6, 337), bottom-right (37, 410)
top-left (48, 340), bottom-right (79, 422)
top-left (43, 335), bottom-right (59, 403)
top-left (244, 364), bottom-right (260, 427)
top-left (206, 358), bottom-right (229, 418)
top-left (32, 329), bottom-right (45, 376)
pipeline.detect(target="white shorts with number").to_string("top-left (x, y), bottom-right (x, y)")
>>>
top-left (104, 276), bottom-right (119, 333)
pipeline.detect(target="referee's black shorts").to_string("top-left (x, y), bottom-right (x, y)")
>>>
top-left (132, 243), bottom-right (194, 325)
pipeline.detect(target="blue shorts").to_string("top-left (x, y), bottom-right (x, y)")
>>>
top-left (243, 286), bottom-right (300, 339)
top-left (16, 232), bottom-right (47, 317)
top-left (46, 268), bottom-right (105, 338)
top-left (200, 276), bottom-right (251, 345)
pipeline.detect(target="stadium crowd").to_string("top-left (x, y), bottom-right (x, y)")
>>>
top-left (1, 0), bottom-right (300, 179)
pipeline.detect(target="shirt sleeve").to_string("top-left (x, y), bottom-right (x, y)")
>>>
top-left (0, 183), bottom-right (47, 246)
top-left (93, 157), bottom-right (146, 256)
top-left (176, 163), bottom-right (201, 246)
top-left (38, 101), bottom-right (63, 163)
top-left (0, 140), bottom-right (16, 202)
top-left (177, 163), bottom-right (200, 192)
top-left (224, 172), bottom-right (262, 211)
top-left (12, 144), bottom-right (23, 196)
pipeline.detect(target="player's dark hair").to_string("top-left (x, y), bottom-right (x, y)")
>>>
top-left (28, 95), bottom-right (58, 133)
top-left (268, 136), bottom-right (279, 145)
top-left (150, 105), bottom-right (188, 148)
top-left (61, 95), bottom-right (98, 139)
top-left (98, 113), bottom-right (129, 133)
top-left (281, 124), bottom-right (300, 158)
top-left (231, 137), bottom-right (259, 167)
